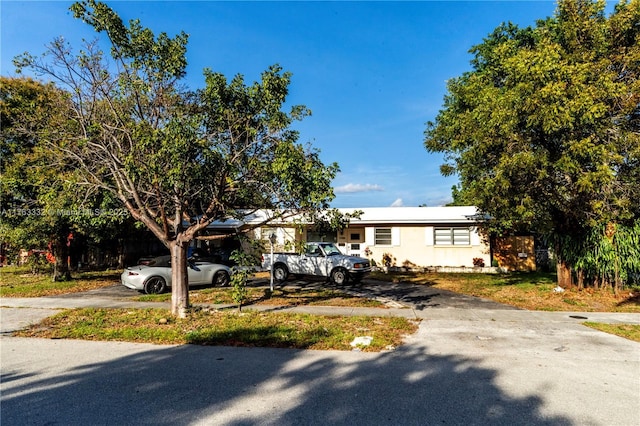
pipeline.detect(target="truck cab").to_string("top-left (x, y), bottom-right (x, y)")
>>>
top-left (263, 242), bottom-right (371, 285)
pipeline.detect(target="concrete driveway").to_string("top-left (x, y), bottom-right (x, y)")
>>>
top-left (340, 278), bottom-right (519, 310)
top-left (267, 276), bottom-right (520, 311)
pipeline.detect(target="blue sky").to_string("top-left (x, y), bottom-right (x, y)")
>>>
top-left (2, 0), bottom-right (563, 208)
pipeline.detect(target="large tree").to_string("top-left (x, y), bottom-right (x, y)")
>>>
top-left (425, 0), bottom-right (639, 288)
top-left (1, 76), bottom-right (79, 280)
top-left (1, 76), bottom-right (139, 278)
top-left (13, 0), bottom-right (338, 316)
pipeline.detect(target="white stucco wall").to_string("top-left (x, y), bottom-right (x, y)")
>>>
top-left (351, 225), bottom-right (489, 268)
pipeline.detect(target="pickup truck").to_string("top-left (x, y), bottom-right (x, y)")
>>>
top-left (262, 242), bottom-right (372, 285)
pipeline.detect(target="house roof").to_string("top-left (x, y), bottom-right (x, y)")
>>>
top-left (205, 210), bottom-right (273, 230)
top-left (206, 206), bottom-right (481, 229)
top-left (340, 206), bottom-right (480, 225)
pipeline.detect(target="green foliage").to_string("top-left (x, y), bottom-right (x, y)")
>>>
top-left (283, 239), bottom-right (307, 254)
top-left (554, 221), bottom-right (640, 287)
top-left (199, 66), bottom-right (339, 215)
top-left (425, 0), bottom-right (640, 288)
top-left (229, 249), bottom-right (255, 311)
top-left (446, 185), bottom-right (471, 206)
top-left (229, 272), bottom-right (248, 312)
top-left (10, 1), bottom-right (339, 315)
top-left (23, 252), bottom-right (52, 275)
top-left (0, 76), bottom-right (130, 279)
top-left (309, 209), bottom-right (363, 235)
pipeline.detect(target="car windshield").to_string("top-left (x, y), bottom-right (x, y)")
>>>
top-left (319, 243), bottom-right (342, 256)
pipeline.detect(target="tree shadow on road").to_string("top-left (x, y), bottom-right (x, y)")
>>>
top-left (1, 336), bottom-right (572, 425)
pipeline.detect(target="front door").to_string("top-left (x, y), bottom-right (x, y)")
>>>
top-left (347, 243), bottom-right (362, 257)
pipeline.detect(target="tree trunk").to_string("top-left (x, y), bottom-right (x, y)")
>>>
top-left (576, 269), bottom-right (584, 289)
top-left (117, 238), bottom-right (125, 270)
top-left (52, 236), bottom-right (71, 281)
top-left (170, 240), bottom-right (190, 318)
top-left (556, 260), bottom-right (573, 289)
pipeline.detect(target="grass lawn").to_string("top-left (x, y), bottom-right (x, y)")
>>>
top-left (0, 266), bottom-right (119, 297)
top-left (582, 323), bottom-right (640, 342)
top-left (14, 307), bottom-right (419, 351)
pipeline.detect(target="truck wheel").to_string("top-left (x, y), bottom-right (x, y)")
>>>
top-left (330, 268), bottom-right (348, 285)
top-left (273, 264), bottom-right (289, 282)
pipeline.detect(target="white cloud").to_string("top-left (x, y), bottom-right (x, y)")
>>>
top-left (390, 198), bottom-right (404, 207)
top-left (334, 183), bottom-right (384, 194)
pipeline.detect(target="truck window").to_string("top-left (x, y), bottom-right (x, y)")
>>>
top-left (305, 244), bottom-right (320, 256)
top-left (320, 243), bottom-right (342, 256)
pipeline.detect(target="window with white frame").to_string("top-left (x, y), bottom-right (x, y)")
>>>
top-left (434, 227), bottom-right (471, 246)
top-left (374, 227), bottom-right (392, 246)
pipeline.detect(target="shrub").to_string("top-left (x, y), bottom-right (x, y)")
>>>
top-left (473, 257), bottom-right (485, 267)
top-left (229, 249), bottom-right (255, 312)
top-left (381, 253), bottom-right (396, 268)
top-left (402, 260), bottom-right (417, 269)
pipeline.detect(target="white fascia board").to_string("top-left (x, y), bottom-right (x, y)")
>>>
top-left (340, 206), bottom-right (481, 225)
top-left (204, 206), bottom-right (483, 230)
top-left (205, 209), bottom-right (311, 229)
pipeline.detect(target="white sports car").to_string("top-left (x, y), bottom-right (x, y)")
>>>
top-left (121, 255), bottom-right (231, 294)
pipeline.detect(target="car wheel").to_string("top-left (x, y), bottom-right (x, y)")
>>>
top-left (273, 264), bottom-right (289, 282)
top-left (213, 270), bottom-right (230, 287)
top-left (331, 268), bottom-right (348, 285)
top-left (144, 276), bottom-right (167, 294)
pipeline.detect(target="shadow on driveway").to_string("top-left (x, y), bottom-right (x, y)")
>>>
top-left (276, 277), bottom-right (519, 311)
top-left (51, 276), bottom-right (519, 311)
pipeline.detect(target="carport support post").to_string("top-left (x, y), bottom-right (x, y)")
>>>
top-left (269, 233), bottom-right (276, 292)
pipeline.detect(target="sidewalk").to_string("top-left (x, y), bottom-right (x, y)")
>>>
top-left (2, 294), bottom-right (639, 335)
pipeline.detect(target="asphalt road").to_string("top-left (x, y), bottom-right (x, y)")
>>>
top-left (1, 278), bottom-right (639, 425)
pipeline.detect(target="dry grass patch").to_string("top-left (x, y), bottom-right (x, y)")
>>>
top-left (139, 286), bottom-right (385, 308)
top-left (255, 288), bottom-right (385, 308)
top-left (15, 307), bottom-right (419, 351)
top-left (370, 271), bottom-right (640, 313)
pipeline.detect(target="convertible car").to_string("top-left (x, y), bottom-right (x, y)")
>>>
top-left (121, 255), bottom-right (231, 294)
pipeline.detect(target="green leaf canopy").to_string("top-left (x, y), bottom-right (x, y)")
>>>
top-left (10, 0), bottom-right (339, 315)
top-left (425, 0), bottom-right (640, 287)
